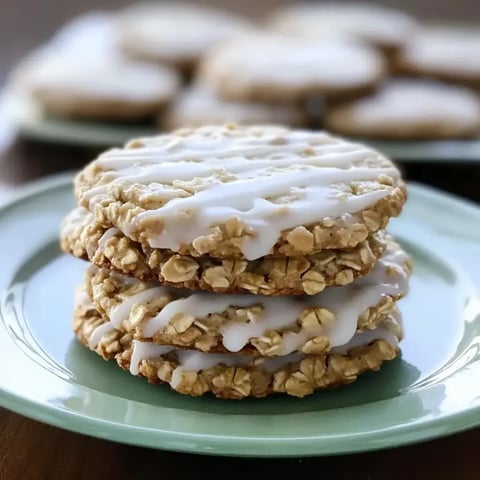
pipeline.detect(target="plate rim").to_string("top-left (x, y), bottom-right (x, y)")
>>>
top-left (0, 174), bottom-right (480, 457)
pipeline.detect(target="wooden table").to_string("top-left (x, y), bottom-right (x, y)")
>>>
top-left (1, 1), bottom-right (480, 478)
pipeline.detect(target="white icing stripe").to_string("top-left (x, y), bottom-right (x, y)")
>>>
top-left (136, 167), bottom-right (394, 260)
top-left (97, 227), bottom-right (120, 250)
top-left (84, 127), bottom-right (399, 259)
top-left (142, 244), bottom-right (409, 354)
top-left (129, 340), bottom-right (174, 375)
top-left (330, 327), bottom-right (398, 355)
top-left (88, 322), bottom-right (115, 349)
top-left (109, 287), bottom-right (166, 328)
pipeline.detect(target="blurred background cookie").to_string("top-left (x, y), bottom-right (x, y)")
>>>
top-left (10, 12), bottom-right (180, 121)
top-left (395, 27), bottom-right (480, 87)
top-left (325, 79), bottom-right (480, 139)
top-left (15, 54), bottom-right (180, 121)
top-left (269, 2), bottom-right (417, 55)
top-left (198, 33), bottom-right (385, 103)
top-left (116, 2), bottom-right (254, 74)
top-left (163, 83), bottom-right (307, 129)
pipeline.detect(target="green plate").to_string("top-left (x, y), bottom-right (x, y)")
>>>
top-left (0, 174), bottom-right (480, 457)
top-left (3, 90), bottom-right (480, 160)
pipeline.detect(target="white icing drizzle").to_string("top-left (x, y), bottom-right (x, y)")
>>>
top-left (74, 289), bottom-right (91, 308)
top-left (141, 243), bottom-right (409, 354)
top-left (88, 322), bottom-right (115, 349)
top-left (330, 326), bottom-right (398, 355)
top-left (109, 286), bottom-right (166, 328)
top-left (97, 227), bottom-right (120, 250)
top-left (129, 340), bottom-right (174, 375)
top-left (85, 127), bottom-right (399, 260)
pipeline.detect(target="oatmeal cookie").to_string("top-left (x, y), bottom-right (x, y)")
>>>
top-left (73, 125), bottom-right (406, 260)
top-left (79, 238), bottom-right (410, 356)
top-left (74, 300), bottom-right (402, 399)
top-left (61, 207), bottom-right (389, 295)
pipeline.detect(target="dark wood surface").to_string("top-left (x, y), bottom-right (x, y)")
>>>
top-left (1, 1), bottom-right (480, 478)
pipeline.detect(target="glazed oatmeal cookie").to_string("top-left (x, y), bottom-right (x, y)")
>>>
top-left (61, 207), bottom-right (389, 295)
top-left (80, 238), bottom-right (410, 357)
top-left (74, 301), bottom-right (402, 399)
top-left (73, 125), bottom-right (406, 260)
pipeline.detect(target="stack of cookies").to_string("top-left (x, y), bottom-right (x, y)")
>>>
top-left (61, 125), bottom-right (411, 399)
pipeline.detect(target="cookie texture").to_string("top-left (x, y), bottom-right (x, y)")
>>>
top-left (74, 300), bottom-right (402, 399)
top-left (163, 84), bottom-right (307, 129)
top-left (116, 2), bottom-right (253, 72)
top-left (269, 3), bottom-right (417, 52)
top-left (325, 79), bottom-right (480, 139)
top-left (73, 125), bottom-right (406, 260)
top-left (61, 207), bottom-right (390, 295)
top-left (198, 34), bottom-right (385, 102)
top-left (81, 237), bottom-right (409, 356)
top-left (395, 28), bottom-right (480, 87)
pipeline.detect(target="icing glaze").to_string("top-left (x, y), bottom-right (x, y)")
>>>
top-left (109, 286), bottom-right (167, 328)
top-left (88, 322), bottom-right (115, 349)
top-left (129, 341), bottom-right (174, 375)
top-left (84, 126), bottom-right (399, 259)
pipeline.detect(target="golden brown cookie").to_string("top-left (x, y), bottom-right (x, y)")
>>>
top-left (61, 207), bottom-right (390, 296)
top-left (74, 299), bottom-right (402, 399)
top-left (80, 236), bottom-right (409, 356)
top-left (73, 125), bottom-right (406, 260)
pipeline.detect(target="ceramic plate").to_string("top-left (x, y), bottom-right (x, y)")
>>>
top-left (3, 90), bottom-right (480, 160)
top-left (0, 174), bottom-right (480, 457)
